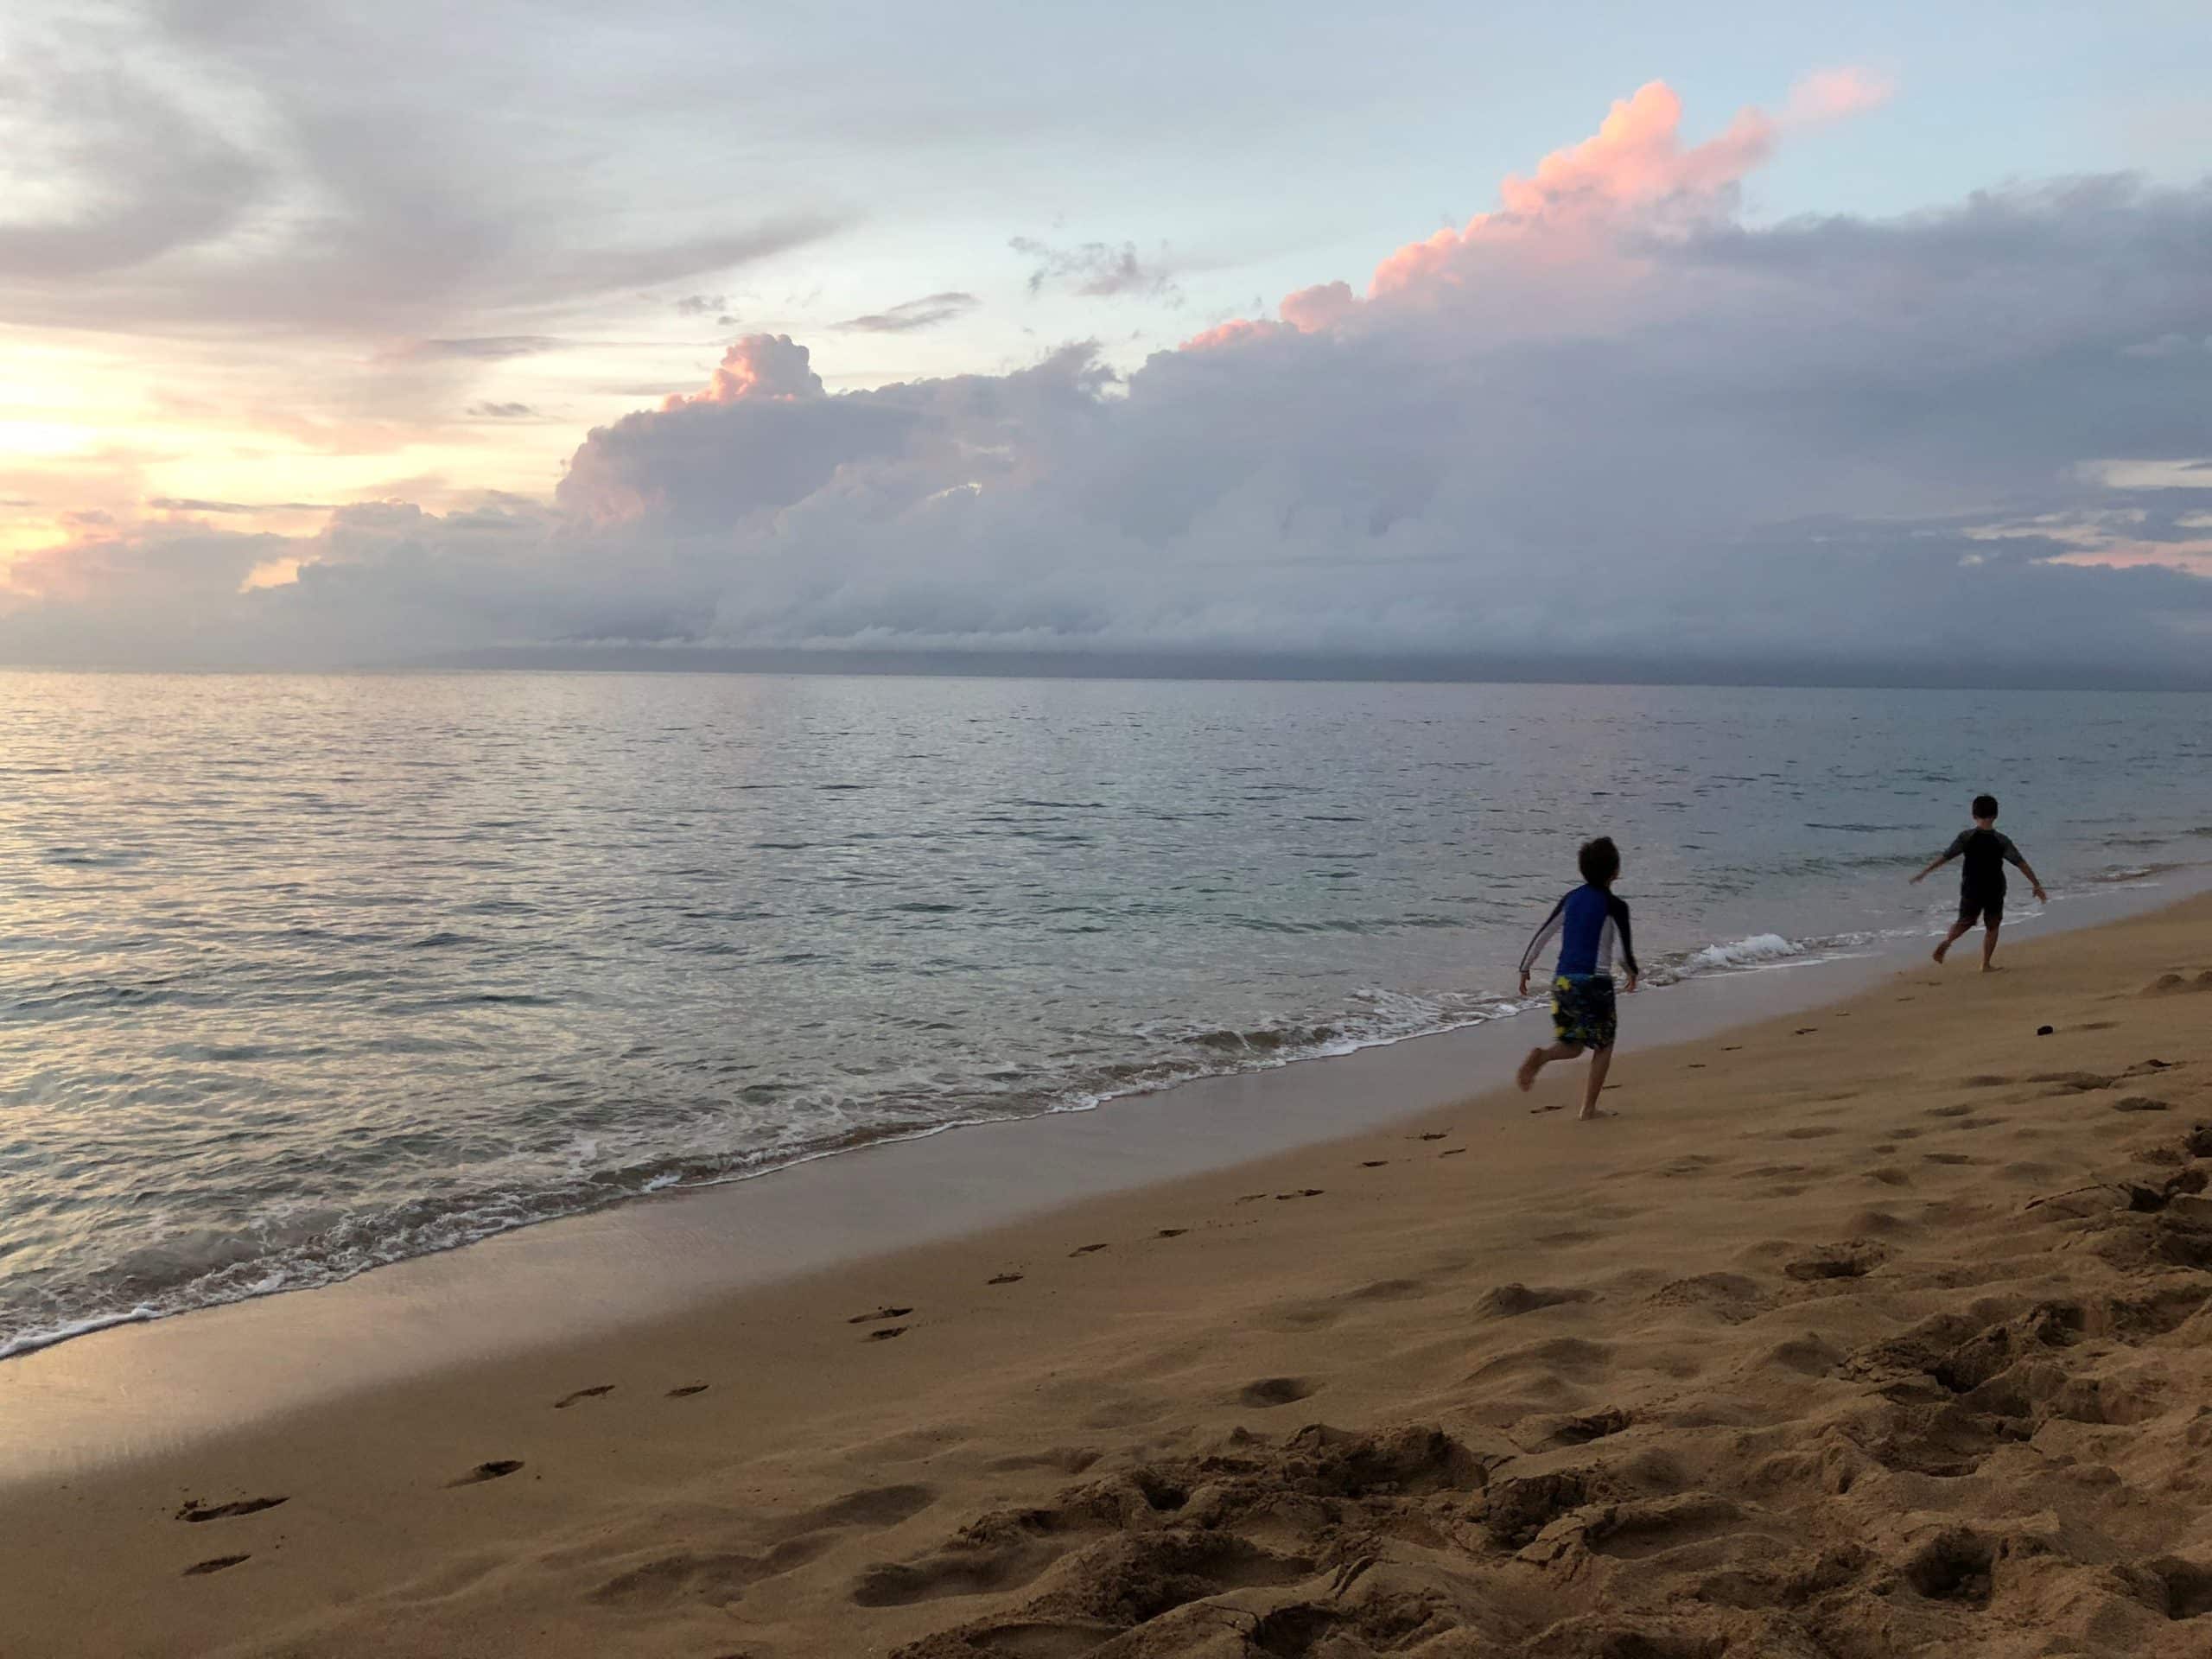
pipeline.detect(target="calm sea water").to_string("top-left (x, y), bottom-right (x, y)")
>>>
top-left (3, 671), bottom-right (2209, 1356)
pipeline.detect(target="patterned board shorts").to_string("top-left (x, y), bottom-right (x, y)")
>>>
top-left (1552, 973), bottom-right (1618, 1050)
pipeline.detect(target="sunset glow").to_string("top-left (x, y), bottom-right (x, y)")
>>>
top-left (1, 3), bottom-right (2206, 682)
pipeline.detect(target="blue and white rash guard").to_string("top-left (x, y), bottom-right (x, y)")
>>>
top-left (1518, 884), bottom-right (1639, 981)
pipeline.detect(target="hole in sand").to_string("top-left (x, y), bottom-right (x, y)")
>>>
top-left (2157, 1559), bottom-right (2212, 1619)
top-left (1904, 1530), bottom-right (1995, 1608)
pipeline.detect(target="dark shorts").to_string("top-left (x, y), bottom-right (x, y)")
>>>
top-left (1958, 889), bottom-right (2005, 927)
top-left (1551, 973), bottom-right (1618, 1050)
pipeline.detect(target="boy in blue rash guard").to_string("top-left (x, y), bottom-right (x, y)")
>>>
top-left (1515, 836), bottom-right (1640, 1121)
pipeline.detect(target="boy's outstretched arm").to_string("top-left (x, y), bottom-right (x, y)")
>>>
top-left (1911, 830), bottom-right (1968, 885)
top-left (2001, 836), bottom-right (2050, 902)
top-left (1607, 893), bottom-right (1640, 992)
top-left (1516, 895), bottom-right (1567, 997)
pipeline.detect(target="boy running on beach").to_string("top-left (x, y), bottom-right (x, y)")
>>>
top-left (1515, 836), bottom-right (1639, 1121)
top-left (1910, 793), bottom-right (2048, 972)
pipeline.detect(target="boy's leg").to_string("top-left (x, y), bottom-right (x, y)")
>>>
top-left (1980, 923), bottom-right (2001, 971)
top-left (1517, 1042), bottom-right (1583, 1090)
top-left (1580, 1045), bottom-right (1614, 1120)
top-left (1931, 918), bottom-right (1974, 964)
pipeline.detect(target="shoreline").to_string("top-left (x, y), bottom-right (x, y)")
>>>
top-left (4, 888), bottom-right (2212, 1654)
top-left (3, 871), bottom-right (2207, 1478)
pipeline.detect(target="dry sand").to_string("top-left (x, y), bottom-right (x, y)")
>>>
top-left (9, 894), bottom-right (2212, 1657)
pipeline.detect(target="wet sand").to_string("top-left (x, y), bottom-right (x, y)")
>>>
top-left (7, 893), bottom-right (2212, 1656)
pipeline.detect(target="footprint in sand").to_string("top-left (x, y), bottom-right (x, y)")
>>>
top-left (987, 1272), bottom-right (1024, 1285)
top-left (1069, 1243), bottom-right (1110, 1256)
top-left (1236, 1376), bottom-right (1317, 1408)
top-left (1360, 1160), bottom-right (1389, 1167)
top-left (1417, 1132), bottom-right (1449, 1141)
top-left (1440, 1147), bottom-right (1467, 1158)
top-left (175, 1497), bottom-right (287, 1523)
top-left (553, 1385), bottom-right (615, 1409)
top-left (666, 1383), bottom-right (710, 1398)
top-left (1477, 1282), bottom-right (1593, 1318)
top-left (867, 1326), bottom-right (907, 1342)
top-left (1274, 1189), bottom-right (1325, 1200)
top-left (448, 1460), bottom-right (524, 1487)
top-left (183, 1554), bottom-right (249, 1577)
top-left (849, 1306), bottom-right (913, 1324)
top-left (1783, 1241), bottom-right (1889, 1281)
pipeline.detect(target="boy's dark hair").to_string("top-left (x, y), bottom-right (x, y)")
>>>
top-left (1578, 836), bottom-right (1621, 886)
top-left (1973, 794), bottom-right (1999, 820)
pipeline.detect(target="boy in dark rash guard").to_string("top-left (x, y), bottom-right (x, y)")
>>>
top-left (1911, 793), bottom-right (2048, 972)
top-left (1514, 836), bottom-right (1640, 1121)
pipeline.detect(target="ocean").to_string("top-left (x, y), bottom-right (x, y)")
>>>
top-left (3, 671), bottom-right (2209, 1357)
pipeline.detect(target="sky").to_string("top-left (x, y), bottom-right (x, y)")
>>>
top-left (3, 1), bottom-right (2210, 682)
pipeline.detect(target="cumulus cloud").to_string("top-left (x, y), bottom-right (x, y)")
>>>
top-left (839, 291), bottom-right (980, 333)
top-left (6, 79), bottom-right (2212, 684)
top-left (1011, 237), bottom-right (1179, 302)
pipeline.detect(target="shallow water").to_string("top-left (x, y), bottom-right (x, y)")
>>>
top-left (3, 671), bottom-right (2208, 1354)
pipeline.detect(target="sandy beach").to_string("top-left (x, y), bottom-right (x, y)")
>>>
top-left (8, 893), bottom-right (2212, 1656)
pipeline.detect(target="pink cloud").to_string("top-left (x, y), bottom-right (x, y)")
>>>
top-left (1179, 73), bottom-right (1897, 353)
top-left (1497, 81), bottom-right (1773, 218)
top-left (666, 334), bottom-right (823, 409)
top-left (1784, 67), bottom-right (1897, 125)
top-left (1369, 81), bottom-right (1773, 298)
top-left (1278, 280), bottom-right (1357, 333)
top-left (2045, 540), bottom-right (2212, 576)
top-left (1178, 317), bottom-right (1295, 353)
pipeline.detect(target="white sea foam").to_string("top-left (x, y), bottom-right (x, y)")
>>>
top-left (1679, 933), bottom-right (1807, 973)
top-left (0, 1304), bottom-right (158, 1362)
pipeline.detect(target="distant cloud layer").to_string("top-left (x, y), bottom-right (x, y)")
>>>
top-left (1010, 238), bottom-right (1180, 302)
top-left (4, 77), bottom-right (2210, 683)
top-left (837, 291), bottom-right (981, 333)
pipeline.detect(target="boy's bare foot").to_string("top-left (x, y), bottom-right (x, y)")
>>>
top-left (1516, 1048), bottom-right (1544, 1091)
top-left (1577, 1107), bottom-right (1613, 1122)
top-left (1931, 941), bottom-right (1949, 964)
top-left (1982, 963), bottom-right (2002, 973)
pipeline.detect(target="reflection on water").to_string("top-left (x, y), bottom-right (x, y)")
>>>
top-left (3, 671), bottom-right (2207, 1353)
